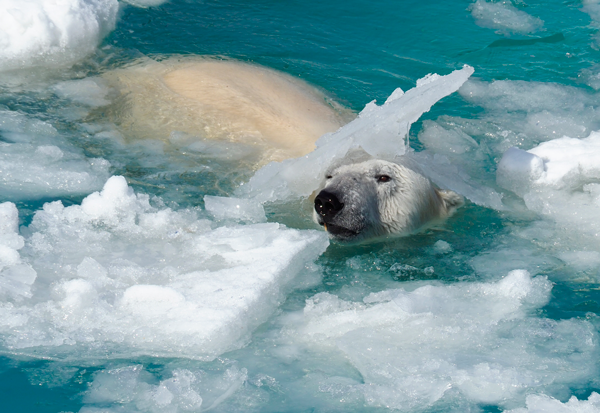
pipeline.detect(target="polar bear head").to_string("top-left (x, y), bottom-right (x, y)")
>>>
top-left (313, 158), bottom-right (463, 242)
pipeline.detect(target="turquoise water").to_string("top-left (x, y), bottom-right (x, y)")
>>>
top-left (2, 0), bottom-right (600, 411)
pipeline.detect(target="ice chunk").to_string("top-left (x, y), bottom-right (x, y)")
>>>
top-left (0, 203), bottom-right (37, 301)
top-left (432, 240), bottom-right (452, 254)
top-left (469, 0), bottom-right (543, 35)
top-left (281, 270), bottom-right (597, 410)
top-left (527, 133), bottom-right (600, 188)
top-left (0, 111), bottom-right (111, 201)
top-left (0, 202), bottom-right (19, 236)
top-left (0, 0), bottom-right (119, 71)
top-left (496, 132), bottom-right (600, 245)
top-left (0, 177), bottom-right (329, 360)
top-left (204, 196), bottom-right (266, 223)
top-left (506, 392), bottom-right (600, 413)
top-left (496, 147), bottom-right (545, 197)
top-left (240, 65), bottom-right (474, 203)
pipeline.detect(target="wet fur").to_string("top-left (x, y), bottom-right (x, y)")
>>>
top-left (313, 158), bottom-right (463, 242)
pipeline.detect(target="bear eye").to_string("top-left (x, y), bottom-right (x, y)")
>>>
top-left (376, 174), bottom-right (391, 183)
top-left (326, 175), bottom-right (333, 179)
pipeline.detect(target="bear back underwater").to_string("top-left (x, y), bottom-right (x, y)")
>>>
top-left (2, 0), bottom-right (600, 412)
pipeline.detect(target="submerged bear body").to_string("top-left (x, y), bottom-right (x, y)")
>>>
top-left (99, 57), bottom-right (351, 166)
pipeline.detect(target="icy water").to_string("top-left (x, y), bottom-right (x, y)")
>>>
top-left (2, 0), bottom-right (600, 412)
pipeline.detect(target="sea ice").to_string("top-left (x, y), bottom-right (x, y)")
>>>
top-left (279, 270), bottom-right (598, 410)
top-left (0, 0), bottom-right (119, 71)
top-left (0, 176), bottom-right (329, 360)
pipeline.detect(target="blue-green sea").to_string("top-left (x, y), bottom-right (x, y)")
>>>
top-left (2, 0), bottom-right (600, 412)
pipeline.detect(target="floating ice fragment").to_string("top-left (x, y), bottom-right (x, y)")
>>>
top-left (527, 133), bottom-right (600, 188)
top-left (505, 392), bottom-right (600, 413)
top-left (469, 0), bottom-right (543, 35)
top-left (0, 0), bottom-right (119, 71)
top-left (432, 240), bottom-right (452, 254)
top-left (497, 147), bottom-right (545, 197)
top-left (496, 132), bottom-right (600, 244)
top-left (0, 203), bottom-right (37, 301)
top-left (240, 65), bottom-right (474, 203)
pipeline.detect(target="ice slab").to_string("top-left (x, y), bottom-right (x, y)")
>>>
top-left (0, 0), bottom-right (119, 71)
top-left (469, 0), bottom-right (543, 35)
top-left (239, 65), bottom-right (474, 203)
top-left (0, 111), bottom-right (111, 201)
top-left (281, 270), bottom-right (598, 410)
top-left (0, 176), bottom-right (329, 360)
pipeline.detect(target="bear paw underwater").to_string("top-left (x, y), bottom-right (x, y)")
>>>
top-left (313, 157), bottom-right (464, 242)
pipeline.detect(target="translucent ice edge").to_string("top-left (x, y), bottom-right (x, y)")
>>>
top-left (281, 270), bottom-right (598, 411)
top-left (0, 176), bottom-right (329, 360)
top-left (239, 65), bottom-right (475, 203)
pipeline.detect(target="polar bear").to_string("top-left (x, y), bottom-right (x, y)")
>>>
top-left (98, 56), bottom-right (352, 166)
top-left (313, 156), bottom-right (464, 242)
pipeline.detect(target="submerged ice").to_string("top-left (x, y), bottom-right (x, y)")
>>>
top-left (0, 110), bottom-right (111, 201)
top-left (469, 0), bottom-right (544, 35)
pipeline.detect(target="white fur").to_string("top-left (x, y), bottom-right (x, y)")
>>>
top-left (313, 158), bottom-right (463, 242)
top-left (98, 57), bottom-right (351, 166)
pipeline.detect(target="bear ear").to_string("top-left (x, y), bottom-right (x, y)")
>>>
top-left (436, 189), bottom-right (464, 215)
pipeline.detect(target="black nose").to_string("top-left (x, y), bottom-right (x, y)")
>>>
top-left (314, 190), bottom-right (344, 220)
